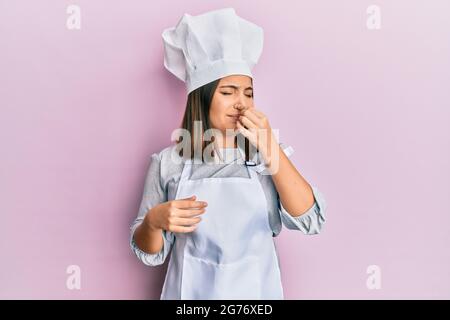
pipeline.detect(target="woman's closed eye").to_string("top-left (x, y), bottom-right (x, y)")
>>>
top-left (220, 92), bottom-right (253, 98)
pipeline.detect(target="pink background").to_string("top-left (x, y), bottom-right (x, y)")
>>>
top-left (1, 0), bottom-right (449, 299)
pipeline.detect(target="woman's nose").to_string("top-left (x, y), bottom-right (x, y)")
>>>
top-left (233, 103), bottom-right (248, 112)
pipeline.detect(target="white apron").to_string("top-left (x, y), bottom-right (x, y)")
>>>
top-left (160, 156), bottom-right (284, 300)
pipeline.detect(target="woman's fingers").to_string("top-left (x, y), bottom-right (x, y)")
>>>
top-left (170, 224), bottom-right (198, 233)
top-left (168, 216), bottom-right (201, 233)
top-left (236, 121), bottom-right (256, 140)
top-left (242, 109), bottom-right (263, 125)
top-left (250, 109), bottom-right (265, 119)
top-left (174, 198), bottom-right (208, 209)
top-left (239, 115), bottom-right (258, 129)
top-left (171, 216), bottom-right (202, 227)
top-left (176, 207), bottom-right (207, 218)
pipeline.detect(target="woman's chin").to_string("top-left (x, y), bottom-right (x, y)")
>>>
top-left (223, 124), bottom-right (238, 132)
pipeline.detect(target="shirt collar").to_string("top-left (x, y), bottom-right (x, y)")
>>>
top-left (214, 141), bottom-right (261, 165)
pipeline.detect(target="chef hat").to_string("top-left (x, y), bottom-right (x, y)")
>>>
top-left (162, 7), bottom-right (264, 94)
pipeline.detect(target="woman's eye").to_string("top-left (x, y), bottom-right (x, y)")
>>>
top-left (220, 92), bottom-right (253, 98)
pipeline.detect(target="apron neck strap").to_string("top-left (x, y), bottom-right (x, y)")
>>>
top-left (180, 157), bottom-right (260, 182)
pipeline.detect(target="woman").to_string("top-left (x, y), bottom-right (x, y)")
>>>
top-left (130, 8), bottom-right (327, 300)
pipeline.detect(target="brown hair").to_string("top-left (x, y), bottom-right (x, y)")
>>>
top-left (177, 78), bottom-right (254, 163)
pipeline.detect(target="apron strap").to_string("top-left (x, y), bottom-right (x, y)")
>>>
top-left (181, 149), bottom-right (295, 180)
top-left (246, 144), bottom-right (294, 174)
top-left (282, 145), bottom-right (294, 158)
top-left (246, 165), bottom-right (260, 179)
top-left (179, 158), bottom-right (194, 182)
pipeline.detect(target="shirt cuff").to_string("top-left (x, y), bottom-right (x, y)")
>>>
top-left (279, 185), bottom-right (327, 235)
top-left (129, 221), bottom-right (172, 267)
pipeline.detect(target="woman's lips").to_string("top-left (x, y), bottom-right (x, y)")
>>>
top-left (227, 115), bottom-right (240, 121)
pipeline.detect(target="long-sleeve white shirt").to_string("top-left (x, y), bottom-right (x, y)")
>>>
top-left (130, 142), bottom-right (327, 266)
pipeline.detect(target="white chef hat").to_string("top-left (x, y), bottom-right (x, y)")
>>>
top-left (162, 7), bottom-right (264, 94)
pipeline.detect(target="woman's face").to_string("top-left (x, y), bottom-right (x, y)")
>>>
top-left (209, 75), bottom-right (254, 132)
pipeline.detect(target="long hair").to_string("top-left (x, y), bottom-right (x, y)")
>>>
top-left (177, 78), bottom-right (254, 163)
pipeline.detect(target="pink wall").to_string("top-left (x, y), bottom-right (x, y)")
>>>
top-left (1, 0), bottom-right (449, 299)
